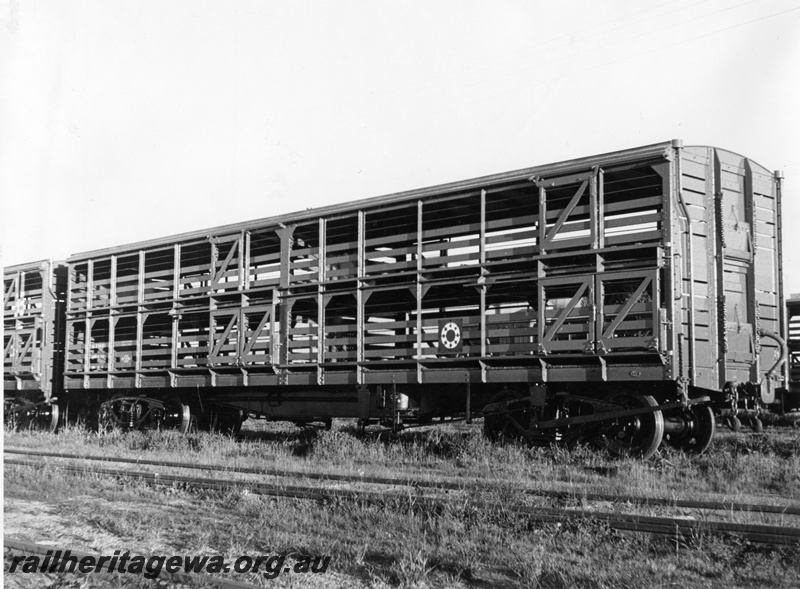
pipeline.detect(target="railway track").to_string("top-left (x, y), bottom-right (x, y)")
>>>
top-left (6, 451), bottom-right (800, 546)
top-left (6, 447), bottom-right (800, 517)
top-left (4, 537), bottom-right (264, 589)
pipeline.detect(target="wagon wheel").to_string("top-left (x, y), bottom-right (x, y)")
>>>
top-left (161, 395), bottom-right (192, 434)
top-left (4, 398), bottom-right (59, 432)
top-left (35, 402), bottom-right (60, 432)
top-left (482, 391), bottom-right (531, 444)
top-left (663, 405), bottom-right (715, 455)
top-left (600, 393), bottom-right (664, 460)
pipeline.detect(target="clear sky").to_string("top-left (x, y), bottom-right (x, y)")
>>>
top-left (2, 1), bottom-right (799, 290)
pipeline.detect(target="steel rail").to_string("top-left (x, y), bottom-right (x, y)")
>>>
top-left (6, 447), bottom-right (800, 517)
top-left (4, 537), bottom-right (265, 589)
top-left (7, 457), bottom-right (800, 546)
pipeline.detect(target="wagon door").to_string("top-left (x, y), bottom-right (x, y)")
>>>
top-left (714, 153), bottom-right (770, 391)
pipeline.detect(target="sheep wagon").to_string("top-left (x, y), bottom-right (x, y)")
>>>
top-left (4, 140), bottom-right (786, 458)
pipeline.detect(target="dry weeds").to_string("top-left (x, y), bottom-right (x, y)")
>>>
top-left (5, 420), bottom-right (800, 588)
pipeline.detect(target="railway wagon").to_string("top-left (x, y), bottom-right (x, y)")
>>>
top-left (784, 295), bottom-right (800, 406)
top-left (3, 260), bottom-right (65, 430)
top-left (25, 140), bottom-right (787, 457)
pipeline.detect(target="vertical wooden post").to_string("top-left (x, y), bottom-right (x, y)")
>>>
top-left (110, 255), bottom-right (118, 307)
top-left (86, 260), bottom-right (94, 312)
top-left (137, 251), bottom-right (145, 305)
top-left (538, 181), bottom-right (547, 254)
top-left (416, 200), bottom-right (423, 367)
top-left (356, 211), bottom-right (365, 385)
top-left (66, 265), bottom-right (74, 313)
top-left (480, 189), bottom-right (487, 359)
top-left (318, 218), bottom-right (326, 383)
top-left (135, 250), bottom-right (145, 388)
top-left (239, 230), bottom-right (248, 290)
top-left (84, 260), bottom-right (93, 387)
top-left (171, 245), bottom-right (180, 300)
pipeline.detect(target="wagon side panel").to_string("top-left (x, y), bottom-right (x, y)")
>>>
top-left (63, 231), bottom-right (283, 392)
top-left (3, 261), bottom-right (65, 400)
top-left (63, 143), bottom-right (683, 406)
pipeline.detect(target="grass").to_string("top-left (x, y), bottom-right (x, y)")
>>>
top-left (5, 420), bottom-right (800, 587)
top-left (5, 461), bottom-right (800, 588)
top-left (6, 420), bottom-right (800, 503)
